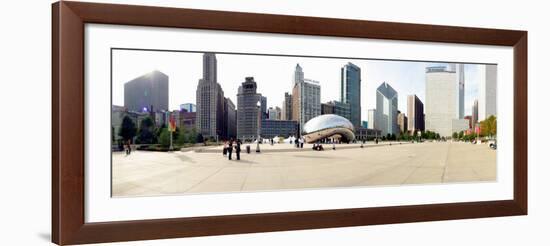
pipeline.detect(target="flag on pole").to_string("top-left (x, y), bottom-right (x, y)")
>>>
top-left (168, 114), bottom-right (176, 132)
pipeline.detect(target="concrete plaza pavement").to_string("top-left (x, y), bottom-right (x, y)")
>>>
top-left (112, 141), bottom-right (496, 197)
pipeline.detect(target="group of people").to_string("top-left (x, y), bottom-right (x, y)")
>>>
top-left (292, 137), bottom-right (305, 148)
top-left (312, 143), bottom-right (324, 151)
top-left (222, 139), bottom-right (242, 161)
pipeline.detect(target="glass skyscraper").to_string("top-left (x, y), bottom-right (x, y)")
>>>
top-left (341, 62), bottom-right (361, 127)
top-left (407, 94), bottom-right (425, 134)
top-left (375, 82), bottom-right (398, 136)
top-left (124, 70), bottom-right (169, 113)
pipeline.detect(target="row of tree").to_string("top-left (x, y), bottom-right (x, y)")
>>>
top-left (116, 115), bottom-right (203, 147)
top-left (395, 130), bottom-right (441, 141)
top-left (376, 130), bottom-right (441, 141)
top-left (452, 115), bottom-right (497, 141)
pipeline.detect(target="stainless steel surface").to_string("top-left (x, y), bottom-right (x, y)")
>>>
top-left (302, 114), bottom-right (355, 143)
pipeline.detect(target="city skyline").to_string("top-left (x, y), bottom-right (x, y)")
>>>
top-left (110, 53), bottom-right (498, 198)
top-left (112, 49), bottom-right (486, 121)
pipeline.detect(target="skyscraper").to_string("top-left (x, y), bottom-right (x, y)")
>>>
top-left (291, 64), bottom-right (321, 134)
top-left (341, 62), bottom-right (361, 127)
top-left (294, 63), bottom-right (304, 84)
top-left (237, 77), bottom-right (263, 141)
top-left (375, 82), bottom-right (398, 136)
top-left (268, 107), bottom-right (279, 120)
top-left (203, 51), bottom-right (217, 82)
top-left (458, 64), bottom-right (465, 119)
top-left (275, 106), bottom-right (282, 120)
top-left (367, 109), bottom-right (376, 130)
top-left (261, 96), bottom-right (268, 120)
top-left (321, 101), bottom-right (351, 120)
top-left (407, 94), bottom-right (425, 134)
top-left (425, 66), bottom-right (458, 137)
top-left (478, 64), bottom-right (497, 121)
top-left (397, 112), bottom-right (408, 134)
top-left (472, 99), bottom-right (479, 126)
top-left (196, 53), bottom-right (225, 139)
top-left (282, 92), bottom-right (292, 120)
top-left (124, 70), bottom-right (169, 113)
top-left (223, 98), bottom-right (237, 139)
top-left (448, 63), bottom-right (465, 119)
top-left (321, 103), bottom-right (334, 115)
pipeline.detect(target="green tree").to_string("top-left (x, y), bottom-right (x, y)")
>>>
top-left (481, 115), bottom-right (497, 138)
top-left (137, 117), bottom-right (156, 144)
top-left (400, 131), bottom-right (410, 141)
top-left (422, 130), bottom-right (438, 140)
top-left (458, 131), bottom-right (464, 140)
top-left (176, 126), bottom-right (189, 145)
top-left (189, 128), bottom-right (198, 144)
top-left (118, 115), bottom-right (137, 142)
top-left (159, 127), bottom-right (171, 148)
top-left (452, 132), bottom-right (458, 139)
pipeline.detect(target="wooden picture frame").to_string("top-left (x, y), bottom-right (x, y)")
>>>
top-left (52, 1), bottom-right (527, 245)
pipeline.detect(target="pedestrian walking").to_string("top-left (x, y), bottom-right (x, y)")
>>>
top-left (299, 137), bottom-right (304, 148)
top-left (125, 139), bottom-right (132, 155)
top-left (235, 139), bottom-right (241, 160)
top-left (295, 138), bottom-right (299, 148)
top-left (223, 141), bottom-right (228, 156)
top-left (227, 139), bottom-right (233, 160)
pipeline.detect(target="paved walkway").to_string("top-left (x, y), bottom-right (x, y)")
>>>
top-left (112, 142), bottom-right (496, 197)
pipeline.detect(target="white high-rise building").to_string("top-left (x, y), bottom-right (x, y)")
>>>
top-left (367, 109), bottom-right (376, 130)
top-left (291, 64), bottom-right (321, 134)
top-left (425, 66), bottom-right (458, 137)
top-left (375, 82), bottom-right (398, 136)
top-left (478, 65), bottom-right (497, 121)
top-left (448, 63), bottom-right (465, 119)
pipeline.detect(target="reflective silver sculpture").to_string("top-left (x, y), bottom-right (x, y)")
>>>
top-left (302, 114), bottom-right (355, 143)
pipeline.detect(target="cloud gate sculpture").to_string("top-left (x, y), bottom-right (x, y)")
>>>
top-left (302, 114), bottom-right (355, 143)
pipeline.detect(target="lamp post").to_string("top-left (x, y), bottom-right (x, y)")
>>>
top-left (256, 100), bottom-right (261, 153)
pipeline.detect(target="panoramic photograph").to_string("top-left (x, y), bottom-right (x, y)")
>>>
top-left (111, 49), bottom-right (497, 197)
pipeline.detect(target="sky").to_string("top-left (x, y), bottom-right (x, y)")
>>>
top-left (112, 49), bottom-right (483, 121)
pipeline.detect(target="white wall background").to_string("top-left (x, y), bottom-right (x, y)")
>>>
top-left (0, 0), bottom-right (546, 245)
